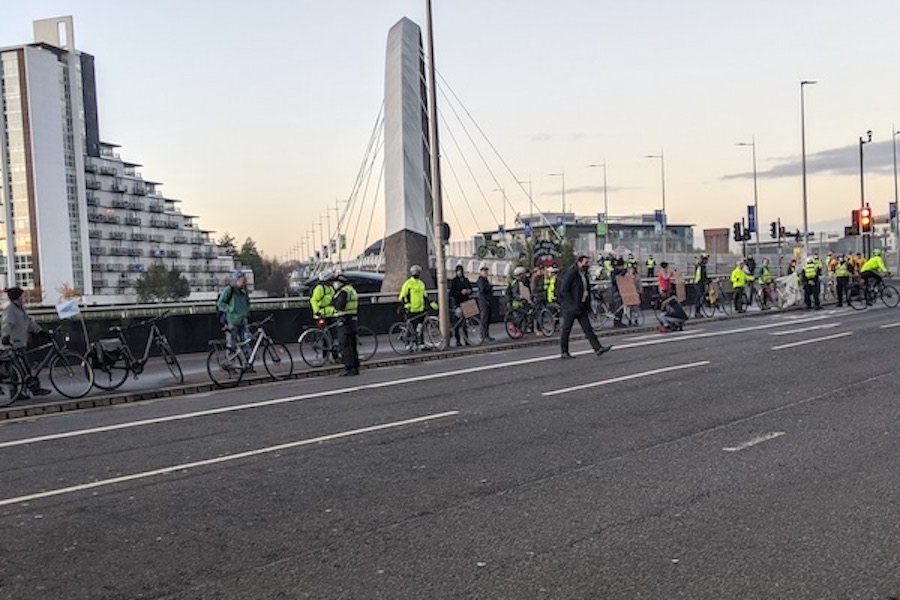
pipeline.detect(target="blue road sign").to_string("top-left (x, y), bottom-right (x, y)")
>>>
top-left (747, 205), bottom-right (757, 233)
top-left (556, 216), bottom-right (564, 227)
top-left (523, 219), bottom-right (532, 238)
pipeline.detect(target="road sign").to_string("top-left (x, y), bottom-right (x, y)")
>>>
top-left (523, 219), bottom-right (532, 239)
top-left (654, 222), bottom-right (663, 235)
top-left (556, 216), bottom-right (564, 227)
top-left (747, 205), bottom-right (756, 233)
top-left (596, 216), bottom-right (607, 236)
top-left (654, 210), bottom-right (665, 226)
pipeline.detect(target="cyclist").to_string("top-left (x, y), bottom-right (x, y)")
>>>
top-left (730, 260), bottom-right (748, 313)
top-left (546, 266), bottom-right (559, 303)
top-left (217, 270), bottom-right (251, 358)
top-left (860, 248), bottom-right (890, 302)
top-left (332, 274), bottom-right (359, 376)
top-left (310, 270), bottom-right (336, 318)
top-left (507, 266), bottom-right (532, 310)
top-left (1, 287), bottom-right (52, 396)
top-left (756, 258), bottom-right (774, 309)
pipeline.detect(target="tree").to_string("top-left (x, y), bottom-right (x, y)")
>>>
top-left (217, 232), bottom-right (237, 256)
top-left (136, 265), bottom-right (191, 302)
top-left (258, 260), bottom-right (299, 296)
top-left (238, 237), bottom-right (271, 283)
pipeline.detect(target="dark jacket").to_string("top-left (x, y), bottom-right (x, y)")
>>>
top-left (476, 275), bottom-right (492, 307)
top-left (559, 267), bottom-right (591, 315)
top-left (449, 275), bottom-right (472, 308)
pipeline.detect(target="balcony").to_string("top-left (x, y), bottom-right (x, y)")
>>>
top-left (105, 263), bottom-right (125, 272)
top-left (203, 251), bottom-right (217, 259)
top-left (132, 185), bottom-right (147, 196)
top-left (88, 230), bottom-right (102, 239)
top-left (148, 203), bottom-right (164, 213)
top-left (89, 246), bottom-right (107, 255)
top-left (126, 248), bottom-right (143, 257)
top-left (189, 265), bottom-right (203, 273)
top-left (112, 198), bottom-right (129, 209)
top-left (150, 249), bottom-right (165, 258)
top-left (149, 234), bottom-right (164, 243)
top-left (173, 235), bottom-right (188, 244)
top-left (84, 160), bottom-right (98, 173)
top-left (104, 215), bottom-right (120, 225)
top-left (191, 250), bottom-right (203, 259)
top-left (190, 237), bottom-right (204, 245)
top-left (86, 194), bottom-right (100, 206)
top-left (129, 264), bottom-right (145, 272)
top-left (99, 165), bottom-right (117, 176)
top-left (109, 231), bottom-right (126, 240)
top-left (109, 247), bottom-right (128, 256)
top-left (91, 278), bottom-right (106, 288)
top-left (131, 233), bottom-right (148, 242)
top-left (85, 179), bottom-right (102, 190)
top-left (125, 217), bottom-right (142, 227)
top-left (109, 182), bottom-right (127, 193)
top-left (165, 250), bottom-right (180, 258)
top-left (130, 202), bottom-right (145, 212)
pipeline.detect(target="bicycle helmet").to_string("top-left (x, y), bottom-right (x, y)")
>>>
top-left (874, 249), bottom-right (882, 256)
top-left (513, 266), bottom-right (526, 276)
top-left (318, 270), bottom-right (335, 282)
top-left (409, 265), bottom-right (422, 275)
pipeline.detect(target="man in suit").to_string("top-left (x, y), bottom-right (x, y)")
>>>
top-left (558, 255), bottom-right (612, 359)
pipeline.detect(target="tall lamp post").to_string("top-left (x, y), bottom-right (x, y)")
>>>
top-left (800, 80), bottom-right (817, 257)
top-left (548, 170), bottom-right (566, 214)
top-left (736, 138), bottom-right (760, 257)
top-left (893, 127), bottom-right (900, 273)
top-left (859, 130), bottom-right (873, 255)
top-left (644, 150), bottom-right (667, 257)
top-left (587, 161), bottom-right (609, 250)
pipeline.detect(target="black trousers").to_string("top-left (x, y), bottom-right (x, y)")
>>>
top-left (804, 280), bottom-right (820, 308)
top-left (478, 301), bottom-right (491, 338)
top-left (559, 309), bottom-right (602, 354)
top-left (337, 317), bottom-right (359, 372)
top-left (836, 276), bottom-right (850, 306)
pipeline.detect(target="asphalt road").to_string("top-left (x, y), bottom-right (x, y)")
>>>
top-left (2, 305), bottom-right (900, 599)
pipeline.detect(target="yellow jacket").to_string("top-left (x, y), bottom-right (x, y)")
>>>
top-left (730, 267), bottom-right (747, 288)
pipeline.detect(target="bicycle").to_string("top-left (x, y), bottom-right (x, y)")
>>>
top-left (4, 328), bottom-right (94, 401)
top-left (298, 316), bottom-right (378, 368)
top-left (206, 315), bottom-right (294, 388)
top-left (536, 302), bottom-right (561, 336)
top-left (695, 279), bottom-right (732, 318)
top-left (436, 305), bottom-right (484, 349)
top-left (589, 296), bottom-right (645, 329)
top-left (847, 276), bottom-right (900, 310)
top-left (0, 350), bottom-right (26, 408)
top-left (91, 311), bottom-right (183, 391)
top-left (388, 309), bottom-right (441, 354)
top-left (505, 301), bottom-right (554, 339)
top-left (476, 239), bottom-right (507, 259)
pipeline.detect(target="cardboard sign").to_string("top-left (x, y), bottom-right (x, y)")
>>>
top-left (460, 299), bottom-right (479, 318)
top-left (673, 269), bottom-right (686, 302)
top-left (616, 275), bottom-right (641, 307)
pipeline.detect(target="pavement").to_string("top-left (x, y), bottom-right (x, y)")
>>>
top-left (2, 303), bottom-right (900, 598)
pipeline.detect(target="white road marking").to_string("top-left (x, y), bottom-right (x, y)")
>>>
top-left (771, 331), bottom-right (852, 350)
top-left (0, 314), bottom-right (833, 449)
top-left (879, 322), bottom-right (900, 329)
top-left (769, 323), bottom-right (840, 336)
top-left (723, 431), bottom-right (785, 452)
top-left (0, 410), bottom-right (459, 508)
top-left (624, 329), bottom-right (704, 342)
top-left (542, 361), bottom-right (710, 396)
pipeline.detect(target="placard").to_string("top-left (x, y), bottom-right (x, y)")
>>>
top-left (616, 275), bottom-right (641, 307)
top-left (460, 299), bottom-right (479, 318)
top-left (673, 269), bottom-right (686, 302)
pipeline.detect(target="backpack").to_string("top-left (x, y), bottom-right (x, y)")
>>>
top-left (217, 285), bottom-right (235, 326)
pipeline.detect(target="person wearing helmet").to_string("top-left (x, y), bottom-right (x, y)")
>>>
top-left (332, 274), bottom-right (360, 376)
top-left (400, 264), bottom-right (428, 316)
top-left (217, 269), bottom-right (252, 354)
top-left (860, 248), bottom-right (890, 302)
top-left (507, 266), bottom-right (533, 313)
top-left (834, 253), bottom-right (852, 307)
top-left (801, 256), bottom-right (822, 310)
top-left (730, 261), bottom-right (748, 313)
top-left (310, 270), bottom-right (336, 318)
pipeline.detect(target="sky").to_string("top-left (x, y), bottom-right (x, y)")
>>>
top-left (3, 0), bottom-right (900, 259)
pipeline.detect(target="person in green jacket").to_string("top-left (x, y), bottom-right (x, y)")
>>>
top-left (310, 270), bottom-right (336, 318)
top-left (730, 261), bottom-right (748, 313)
top-left (217, 270), bottom-right (251, 354)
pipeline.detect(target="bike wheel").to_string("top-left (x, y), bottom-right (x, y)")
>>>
top-left (476, 245), bottom-right (488, 259)
top-left (496, 246), bottom-right (507, 259)
top-left (847, 284), bottom-right (868, 310)
top-left (718, 295), bottom-right (733, 315)
top-left (0, 360), bottom-right (25, 407)
top-left (206, 344), bottom-right (244, 388)
top-left (505, 310), bottom-right (525, 339)
top-left (263, 342), bottom-right (294, 380)
top-left (48, 350), bottom-right (94, 399)
top-left (537, 308), bottom-right (556, 337)
top-left (157, 338), bottom-right (183, 384)
top-left (423, 316), bottom-right (443, 349)
top-left (388, 322), bottom-right (415, 355)
top-left (699, 300), bottom-right (715, 318)
top-left (298, 328), bottom-right (330, 367)
top-left (881, 284), bottom-right (900, 308)
top-left (93, 358), bottom-right (130, 391)
top-left (357, 326), bottom-right (378, 362)
top-left (588, 300), bottom-right (610, 330)
top-left (463, 316), bottom-right (484, 346)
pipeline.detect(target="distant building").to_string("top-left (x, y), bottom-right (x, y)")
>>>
top-left (703, 228), bottom-right (729, 255)
top-left (0, 17), bottom-right (238, 304)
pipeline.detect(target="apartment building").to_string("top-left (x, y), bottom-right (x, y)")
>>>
top-left (0, 16), bottom-right (238, 304)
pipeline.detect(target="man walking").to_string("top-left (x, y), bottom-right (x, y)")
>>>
top-left (559, 255), bottom-right (612, 359)
top-left (476, 265), bottom-right (494, 341)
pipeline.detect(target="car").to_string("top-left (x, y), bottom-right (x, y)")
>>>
top-left (299, 271), bottom-right (384, 296)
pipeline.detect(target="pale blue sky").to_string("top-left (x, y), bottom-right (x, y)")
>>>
top-left (3, 1), bottom-right (899, 257)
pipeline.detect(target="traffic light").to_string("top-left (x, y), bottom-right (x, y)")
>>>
top-left (743, 228), bottom-right (751, 241)
top-left (860, 206), bottom-right (873, 233)
top-left (779, 225), bottom-right (786, 237)
top-left (733, 221), bottom-right (742, 242)
top-left (851, 209), bottom-right (860, 235)
top-left (769, 221), bottom-right (777, 239)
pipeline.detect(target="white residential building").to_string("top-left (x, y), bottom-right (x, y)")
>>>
top-left (0, 16), bottom-right (238, 304)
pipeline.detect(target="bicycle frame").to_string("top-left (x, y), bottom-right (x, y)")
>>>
top-left (16, 334), bottom-right (68, 379)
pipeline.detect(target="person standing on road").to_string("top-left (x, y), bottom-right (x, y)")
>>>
top-left (476, 265), bottom-right (494, 341)
top-left (310, 270), bottom-right (336, 318)
top-left (1, 287), bottom-right (52, 396)
top-left (332, 274), bottom-right (360, 376)
top-left (834, 254), bottom-right (851, 307)
top-left (449, 265), bottom-right (473, 347)
top-left (558, 255), bottom-right (612, 360)
top-left (693, 255), bottom-right (709, 317)
top-left (801, 257), bottom-right (822, 310)
top-left (217, 270), bottom-right (251, 355)
top-left (731, 261), bottom-right (748, 313)
top-left (645, 255), bottom-right (656, 278)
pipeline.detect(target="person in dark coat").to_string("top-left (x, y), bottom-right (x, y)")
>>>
top-left (449, 265), bottom-right (473, 346)
top-left (476, 265), bottom-right (494, 341)
top-left (558, 255), bottom-right (612, 359)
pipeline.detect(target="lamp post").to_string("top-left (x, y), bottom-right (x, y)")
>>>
top-left (548, 170), bottom-right (566, 213)
top-left (800, 80), bottom-right (817, 257)
top-left (893, 127), bottom-right (900, 274)
top-left (644, 150), bottom-right (667, 257)
top-left (736, 138), bottom-right (760, 257)
top-left (587, 161), bottom-right (609, 250)
top-left (516, 177), bottom-right (534, 223)
top-left (859, 129), bottom-right (873, 255)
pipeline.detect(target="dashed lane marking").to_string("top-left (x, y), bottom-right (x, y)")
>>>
top-left (771, 331), bottom-right (852, 350)
top-left (769, 323), bottom-right (840, 336)
top-left (723, 431), bottom-right (786, 452)
top-left (542, 361), bottom-right (710, 397)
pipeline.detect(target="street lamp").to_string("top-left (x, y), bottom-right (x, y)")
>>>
top-left (800, 79), bottom-right (817, 257)
top-left (587, 161), bottom-right (609, 250)
top-left (859, 129), bottom-right (873, 255)
top-left (893, 127), bottom-right (900, 272)
top-left (736, 138), bottom-right (760, 257)
top-left (644, 150), bottom-right (667, 257)
top-left (547, 170), bottom-right (566, 213)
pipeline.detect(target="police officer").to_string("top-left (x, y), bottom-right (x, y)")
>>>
top-left (332, 274), bottom-right (360, 376)
top-left (835, 254), bottom-right (851, 307)
top-left (802, 256), bottom-right (822, 310)
top-left (693, 254), bottom-right (709, 316)
top-left (645, 255), bottom-right (656, 279)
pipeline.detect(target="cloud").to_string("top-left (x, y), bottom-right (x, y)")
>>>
top-left (722, 139), bottom-right (899, 180)
top-left (540, 185), bottom-right (628, 197)
top-left (529, 132), bottom-right (592, 142)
